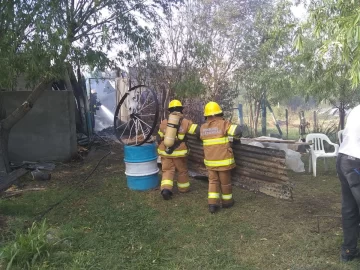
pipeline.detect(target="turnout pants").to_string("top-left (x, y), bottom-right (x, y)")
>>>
top-left (161, 157), bottom-right (190, 192)
top-left (336, 153), bottom-right (360, 254)
top-left (208, 170), bottom-right (233, 206)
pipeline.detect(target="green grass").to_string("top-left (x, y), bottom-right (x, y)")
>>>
top-left (0, 219), bottom-right (63, 270)
top-left (0, 150), bottom-right (359, 269)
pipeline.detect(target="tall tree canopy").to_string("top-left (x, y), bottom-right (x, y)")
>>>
top-left (0, 0), bottom-right (181, 89)
top-left (300, 0), bottom-right (360, 86)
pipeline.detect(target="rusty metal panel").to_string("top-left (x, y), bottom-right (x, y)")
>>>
top-left (187, 135), bottom-right (293, 200)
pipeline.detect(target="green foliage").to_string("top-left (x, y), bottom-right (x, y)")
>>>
top-left (293, 17), bottom-right (360, 109)
top-left (0, 219), bottom-right (59, 269)
top-left (171, 71), bottom-right (206, 98)
top-left (0, 0), bottom-right (182, 90)
top-left (235, 0), bottom-right (297, 104)
top-left (302, 0), bottom-right (360, 87)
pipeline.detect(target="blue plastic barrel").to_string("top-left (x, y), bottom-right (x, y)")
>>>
top-left (124, 143), bottom-right (159, 191)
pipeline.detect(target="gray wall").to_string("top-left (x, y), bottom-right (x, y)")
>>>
top-left (0, 91), bottom-right (77, 162)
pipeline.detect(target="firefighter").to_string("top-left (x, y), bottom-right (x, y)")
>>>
top-left (89, 89), bottom-right (101, 129)
top-left (157, 100), bottom-right (199, 200)
top-left (196, 101), bottom-right (242, 214)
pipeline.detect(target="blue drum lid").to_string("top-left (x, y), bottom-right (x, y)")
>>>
top-left (124, 143), bottom-right (157, 163)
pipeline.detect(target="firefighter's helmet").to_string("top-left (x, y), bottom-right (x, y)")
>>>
top-left (168, 100), bottom-right (183, 109)
top-left (204, 102), bottom-right (223, 116)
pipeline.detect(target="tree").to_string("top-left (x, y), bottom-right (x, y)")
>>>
top-left (146, 0), bottom-right (297, 127)
top-left (0, 0), bottom-right (181, 175)
top-left (294, 2), bottom-right (360, 129)
top-left (185, 0), bottom-right (246, 116)
top-left (128, 2), bottom-right (208, 122)
top-left (235, 0), bottom-right (296, 135)
top-left (293, 35), bottom-right (360, 129)
top-left (302, 0), bottom-right (360, 87)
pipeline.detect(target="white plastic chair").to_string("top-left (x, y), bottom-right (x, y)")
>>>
top-left (305, 133), bottom-right (339, 177)
top-left (338, 130), bottom-right (344, 145)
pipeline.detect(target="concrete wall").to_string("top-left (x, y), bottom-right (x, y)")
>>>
top-left (0, 91), bottom-right (77, 162)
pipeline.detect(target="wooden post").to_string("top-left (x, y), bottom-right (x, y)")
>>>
top-left (266, 101), bottom-right (282, 136)
top-left (313, 111), bottom-right (317, 133)
top-left (285, 109), bottom-right (289, 139)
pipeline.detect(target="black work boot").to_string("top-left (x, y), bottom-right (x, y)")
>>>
top-left (222, 201), bottom-right (235, 209)
top-left (161, 189), bottom-right (172, 200)
top-left (208, 204), bottom-right (219, 214)
top-left (341, 248), bottom-right (359, 262)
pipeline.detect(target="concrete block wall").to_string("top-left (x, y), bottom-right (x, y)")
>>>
top-left (0, 91), bottom-right (77, 162)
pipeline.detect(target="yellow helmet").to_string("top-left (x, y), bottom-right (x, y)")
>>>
top-left (168, 99), bottom-right (183, 109)
top-left (204, 102), bottom-right (223, 116)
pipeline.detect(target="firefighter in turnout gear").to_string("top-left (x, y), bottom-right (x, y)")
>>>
top-left (196, 102), bottom-right (242, 214)
top-left (157, 100), bottom-right (199, 200)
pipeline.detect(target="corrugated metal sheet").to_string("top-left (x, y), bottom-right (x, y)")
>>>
top-left (187, 135), bottom-right (293, 200)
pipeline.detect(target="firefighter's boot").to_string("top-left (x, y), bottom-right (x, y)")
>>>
top-left (161, 189), bottom-right (173, 200)
top-left (222, 200), bottom-right (235, 209)
top-left (209, 204), bottom-right (219, 214)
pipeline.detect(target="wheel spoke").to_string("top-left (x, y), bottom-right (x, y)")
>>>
top-left (140, 120), bottom-right (151, 137)
top-left (135, 116), bottom-right (153, 129)
top-left (135, 119), bottom-right (139, 145)
top-left (138, 118), bottom-right (147, 139)
top-left (138, 114), bottom-right (155, 117)
top-left (128, 120), bottom-right (135, 142)
top-left (139, 90), bottom-right (150, 112)
top-left (137, 101), bottom-right (155, 114)
top-left (116, 121), bottom-right (128, 130)
top-left (119, 121), bottom-right (131, 139)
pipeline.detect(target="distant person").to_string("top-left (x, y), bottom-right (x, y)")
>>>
top-left (196, 102), bottom-right (242, 214)
top-left (336, 104), bottom-right (360, 262)
top-left (157, 100), bottom-right (199, 200)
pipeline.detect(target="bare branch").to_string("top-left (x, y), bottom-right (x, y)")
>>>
top-left (74, 0), bottom-right (147, 41)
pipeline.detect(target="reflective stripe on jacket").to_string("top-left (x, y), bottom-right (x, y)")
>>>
top-left (158, 114), bottom-right (198, 158)
top-left (200, 117), bottom-right (239, 171)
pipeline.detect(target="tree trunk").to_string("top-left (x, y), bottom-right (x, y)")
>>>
top-left (249, 101), bottom-right (254, 137)
top-left (0, 125), bottom-right (8, 175)
top-left (339, 102), bottom-right (346, 130)
top-left (261, 95), bottom-right (267, 136)
top-left (0, 79), bottom-right (50, 173)
top-left (64, 68), bottom-right (82, 128)
top-left (162, 86), bottom-right (170, 121)
top-left (254, 100), bottom-right (261, 136)
top-left (69, 68), bottom-right (89, 134)
top-left (0, 125), bottom-right (10, 174)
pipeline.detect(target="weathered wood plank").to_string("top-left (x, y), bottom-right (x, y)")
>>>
top-left (237, 160), bottom-right (287, 175)
top-left (0, 168), bottom-right (28, 192)
top-left (236, 156), bottom-right (287, 170)
top-left (235, 144), bottom-right (286, 158)
top-left (233, 150), bottom-right (286, 164)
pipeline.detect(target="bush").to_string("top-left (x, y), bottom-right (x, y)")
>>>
top-left (0, 219), bottom-right (60, 269)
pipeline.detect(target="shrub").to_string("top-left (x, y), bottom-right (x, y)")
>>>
top-left (0, 219), bottom-right (60, 269)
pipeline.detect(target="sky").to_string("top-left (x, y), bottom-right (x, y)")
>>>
top-left (291, 1), bottom-right (308, 21)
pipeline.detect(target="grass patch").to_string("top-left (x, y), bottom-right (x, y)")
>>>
top-left (0, 149), bottom-right (359, 269)
top-left (0, 219), bottom-right (63, 269)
